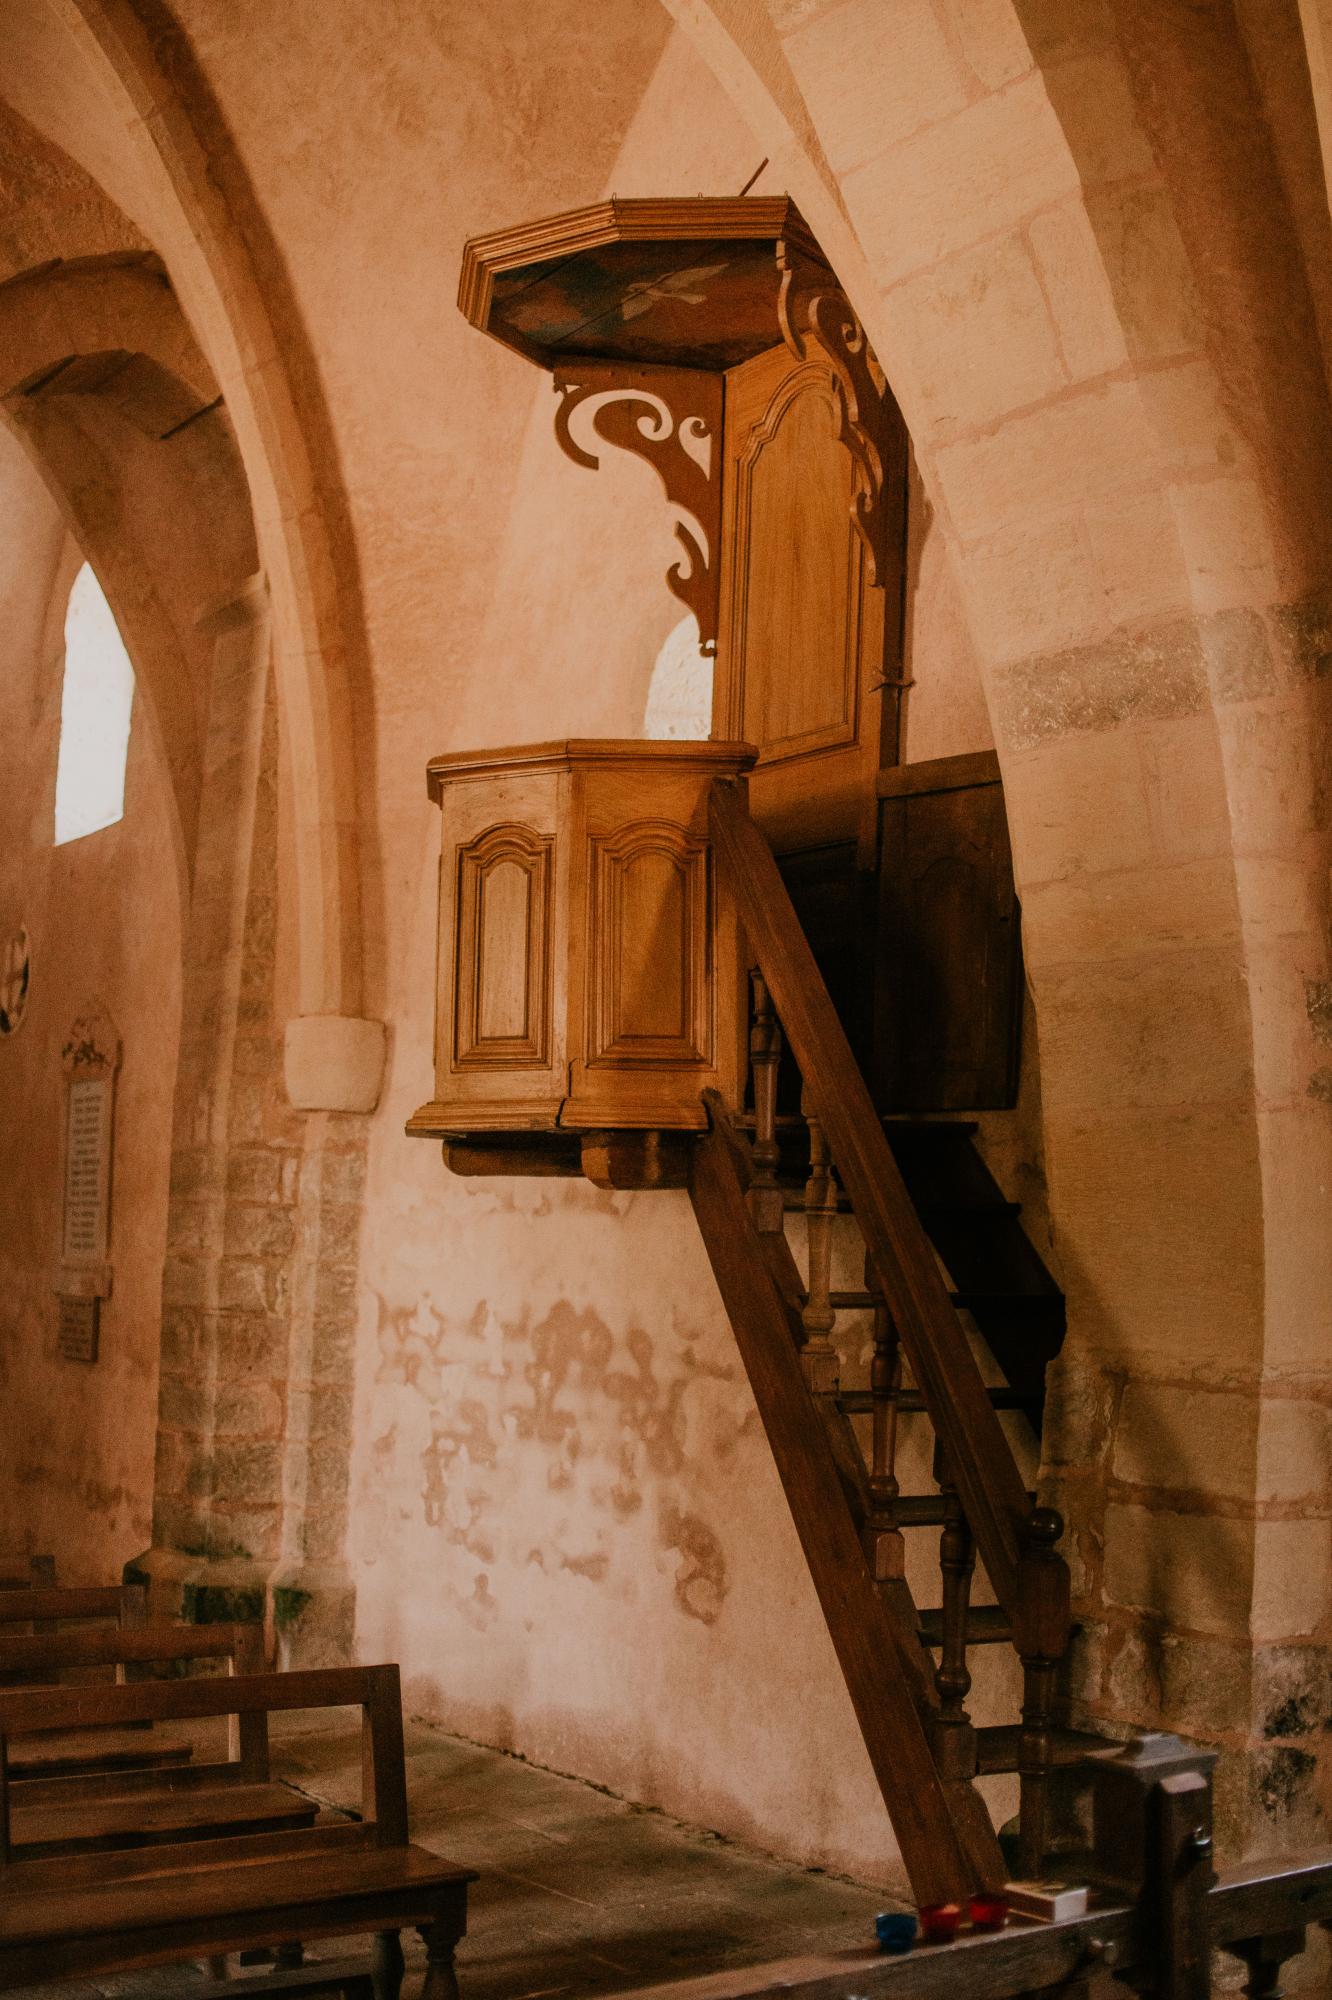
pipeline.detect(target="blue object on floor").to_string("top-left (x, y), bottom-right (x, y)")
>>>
top-left (875, 1911), bottom-right (918, 1954)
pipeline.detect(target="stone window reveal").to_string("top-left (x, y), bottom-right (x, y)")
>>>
top-left (53, 563), bottom-right (136, 847)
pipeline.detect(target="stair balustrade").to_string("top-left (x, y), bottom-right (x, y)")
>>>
top-left (691, 776), bottom-right (1091, 1898)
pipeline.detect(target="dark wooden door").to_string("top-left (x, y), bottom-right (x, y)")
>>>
top-left (874, 751), bottom-right (1022, 1112)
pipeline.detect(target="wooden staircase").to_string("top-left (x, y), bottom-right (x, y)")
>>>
top-left (689, 779), bottom-right (1110, 1907)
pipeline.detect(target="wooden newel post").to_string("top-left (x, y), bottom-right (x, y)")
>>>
top-left (748, 970), bottom-right (784, 1234)
top-left (1015, 1505), bottom-right (1070, 1878)
top-left (1087, 1733), bottom-right (1218, 1999)
top-left (799, 1083), bottom-right (840, 1394)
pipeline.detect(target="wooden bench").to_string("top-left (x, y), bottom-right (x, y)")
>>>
top-left (0, 1608), bottom-right (240, 1784)
top-left (0, 1582), bottom-right (144, 1632)
top-left (0, 1561), bottom-right (54, 1593)
top-left (0, 1622), bottom-right (321, 1856)
top-left (0, 1665), bottom-right (474, 1998)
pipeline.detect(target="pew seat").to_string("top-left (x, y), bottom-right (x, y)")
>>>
top-left (6, 1726), bottom-right (193, 1781)
top-left (9, 1779), bottom-right (318, 1858)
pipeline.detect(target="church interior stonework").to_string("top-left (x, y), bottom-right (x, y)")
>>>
top-left (2, 3), bottom-right (1332, 1995)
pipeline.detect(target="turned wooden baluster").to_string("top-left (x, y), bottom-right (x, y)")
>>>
top-left (1017, 1505), bottom-right (1068, 1880)
top-left (800, 1084), bottom-right (840, 1394)
top-left (748, 970), bottom-right (784, 1235)
top-left (932, 1451), bottom-right (977, 1781)
top-left (863, 1252), bottom-right (905, 1581)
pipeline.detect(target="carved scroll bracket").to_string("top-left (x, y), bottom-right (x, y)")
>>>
top-left (552, 362), bottom-right (724, 653)
top-left (777, 240), bottom-right (888, 585)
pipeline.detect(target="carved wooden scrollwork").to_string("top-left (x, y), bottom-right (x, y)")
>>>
top-left (776, 240), bottom-right (888, 585)
top-left (552, 362), bottom-right (724, 652)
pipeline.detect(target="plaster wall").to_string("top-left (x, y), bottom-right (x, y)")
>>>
top-left (0, 435), bottom-right (179, 1578)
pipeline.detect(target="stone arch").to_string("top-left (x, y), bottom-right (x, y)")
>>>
top-left (663, 0), bottom-right (1332, 1843)
top-left (0, 0), bottom-right (380, 1106)
top-left (0, 253), bottom-right (256, 892)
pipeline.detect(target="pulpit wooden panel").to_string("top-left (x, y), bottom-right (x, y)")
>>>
top-left (409, 740), bottom-right (755, 1141)
top-left (422, 765), bottom-right (569, 1132)
top-left (712, 343), bottom-right (904, 862)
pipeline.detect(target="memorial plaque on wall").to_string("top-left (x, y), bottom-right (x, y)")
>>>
top-left (55, 1002), bottom-right (120, 1362)
top-left (62, 1074), bottom-right (112, 1266)
top-left (57, 1295), bottom-right (99, 1364)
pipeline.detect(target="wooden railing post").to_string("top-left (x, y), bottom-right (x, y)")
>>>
top-left (1016, 1506), bottom-right (1069, 1878)
top-left (864, 1251), bottom-right (905, 1582)
top-left (800, 1085), bottom-right (840, 1394)
top-left (749, 970), bottom-right (784, 1235)
top-left (933, 1453), bottom-right (977, 1782)
top-left (1088, 1733), bottom-right (1217, 2000)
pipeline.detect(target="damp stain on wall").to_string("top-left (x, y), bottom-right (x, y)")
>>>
top-left (366, 1282), bottom-right (744, 1629)
top-left (660, 1503), bottom-right (728, 1624)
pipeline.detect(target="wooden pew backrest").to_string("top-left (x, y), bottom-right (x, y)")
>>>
top-left (0, 1582), bottom-right (146, 1629)
top-left (0, 1618), bottom-right (265, 1681)
top-left (0, 1664), bottom-right (409, 1890)
top-left (0, 1557), bottom-right (55, 1591)
top-left (0, 1621), bottom-right (268, 1793)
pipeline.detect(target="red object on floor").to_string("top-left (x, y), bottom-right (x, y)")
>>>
top-left (969, 1893), bottom-right (1009, 1932)
top-left (918, 1902), bottom-right (962, 1942)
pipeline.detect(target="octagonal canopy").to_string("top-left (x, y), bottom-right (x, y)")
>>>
top-left (457, 196), bottom-right (829, 372)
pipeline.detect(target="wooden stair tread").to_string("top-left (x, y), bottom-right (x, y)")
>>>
top-left (739, 1115), bottom-right (979, 1139)
top-left (824, 1287), bottom-right (1060, 1313)
top-left (917, 1605), bottom-right (1013, 1647)
top-left (835, 1386), bottom-right (1036, 1416)
top-left (10, 1782), bottom-right (320, 1856)
top-left (881, 1119), bottom-right (979, 1141)
top-left (892, 1496), bottom-right (950, 1528)
top-left (0, 1842), bottom-right (476, 1945)
top-left (881, 1491), bottom-right (1037, 1530)
top-left (976, 1724), bottom-right (1118, 1776)
top-left (917, 1199), bottom-right (1022, 1218)
top-left (7, 1729), bottom-right (193, 1779)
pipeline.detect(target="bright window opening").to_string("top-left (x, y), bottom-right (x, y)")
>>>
top-left (54, 564), bottom-right (135, 846)
top-left (643, 615), bottom-right (713, 740)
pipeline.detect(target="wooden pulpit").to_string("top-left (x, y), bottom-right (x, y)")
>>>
top-left (413, 197), bottom-right (1023, 1169)
top-left (408, 739), bottom-right (755, 1142)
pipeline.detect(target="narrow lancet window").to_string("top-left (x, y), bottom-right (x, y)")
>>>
top-left (643, 615), bottom-right (712, 740)
top-left (53, 564), bottom-right (135, 846)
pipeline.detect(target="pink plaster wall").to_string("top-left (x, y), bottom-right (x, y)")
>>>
top-left (0, 436), bottom-right (179, 1580)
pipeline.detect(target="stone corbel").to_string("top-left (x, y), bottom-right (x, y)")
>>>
top-left (777, 240), bottom-right (889, 585)
top-left (552, 362), bottom-right (723, 653)
top-left (284, 1014), bottom-right (386, 1114)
